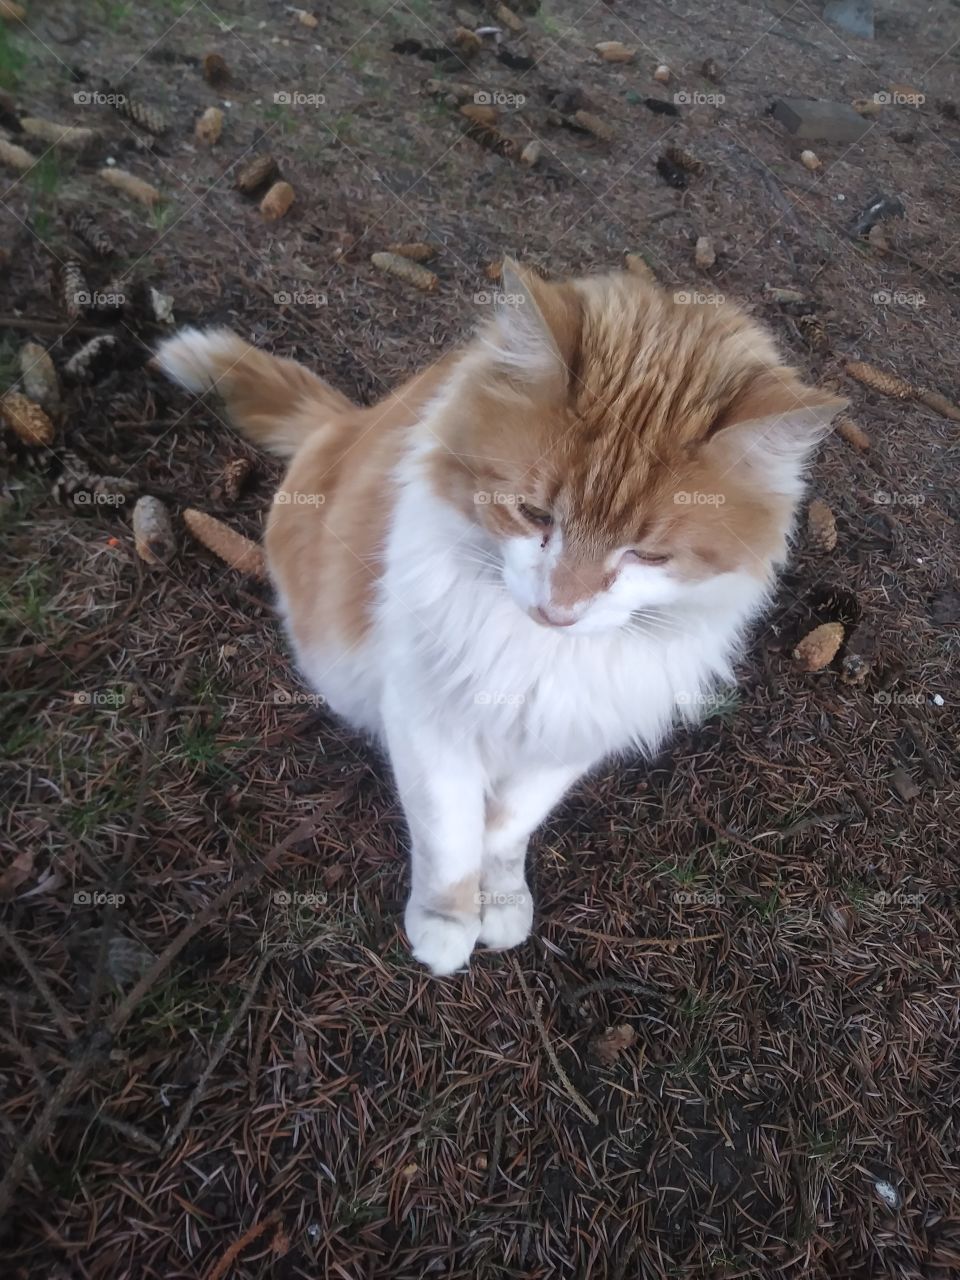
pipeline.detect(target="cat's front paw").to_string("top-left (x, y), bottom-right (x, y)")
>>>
top-left (477, 885), bottom-right (533, 951)
top-left (405, 902), bottom-right (480, 976)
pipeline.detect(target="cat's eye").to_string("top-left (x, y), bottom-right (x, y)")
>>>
top-left (518, 502), bottom-right (553, 528)
top-left (627, 549), bottom-right (670, 566)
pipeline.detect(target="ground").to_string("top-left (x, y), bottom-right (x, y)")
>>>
top-left (1, 1), bottom-right (959, 1277)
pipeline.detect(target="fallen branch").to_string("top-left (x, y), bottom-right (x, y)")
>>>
top-left (511, 956), bottom-right (599, 1126)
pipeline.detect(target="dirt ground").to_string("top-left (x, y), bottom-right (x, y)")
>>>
top-left (1, 1), bottom-right (959, 1277)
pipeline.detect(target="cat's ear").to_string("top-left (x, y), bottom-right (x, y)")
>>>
top-left (705, 379), bottom-right (847, 496)
top-left (482, 258), bottom-right (579, 388)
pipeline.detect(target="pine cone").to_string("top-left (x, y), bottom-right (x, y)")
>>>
top-left (235, 153), bottom-right (279, 194)
top-left (463, 119), bottom-right (521, 159)
top-left (68, 210), bottom-right (114, 258)
top-left (845, 360), bottom-right (913, 399)
top-left (61, 258), bottom-right (90, 319)
top-left (386, 242), bottom-right (438, 262)
top-left (915, 388), bottom-right (960, 422)
top-left (18, 342), bottom-right (60, 412)
top-left (663, 144), bottom-right (704, 174)
top-left (835, 414), bottom-right (870, 451)
top-left (806, 498), bottom-right (837, 552)
top-left (133, 495), bottom-right (175, 564)
top-left (370, 251), bottom-right (438, 292)
top-left (572, 110), bottom-right (614, 141)
top-left (63, 335), bottom-right (119, 385)
top-left (798, 313), bottom-right (828, 352)
top-left (115, 94), bottom-right (168, 136)
top-left (222, 457), bottom-right (252, 503)
top-left (0, 391), bottom-right (54, 446)
top-left (793, 622), bottom-right (844, 672)
top-left (202, 52), bottom-right (230, 88)
top-left (183, 508), bottom-right (267, 580)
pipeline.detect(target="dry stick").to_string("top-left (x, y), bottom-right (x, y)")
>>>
top-left (0, 315), bottom-right (122, 338)
top-left (164, 951), bottom-right (271, 1152)
top-left (510, 956), bottom-right (599, 1126)
top-left (0, 814), bottom-right (321, 1221)
top-left (248, 984), bottom-right (274, 1103)
top-left (0, 923), bottom-right (75, 1044)
top-left (204, 1211), bottom-right (281, 1280)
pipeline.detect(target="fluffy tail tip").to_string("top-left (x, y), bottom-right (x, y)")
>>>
top-left (153, 327), bottom-right (241, 395)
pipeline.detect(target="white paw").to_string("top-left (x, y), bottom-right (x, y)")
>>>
top-left (477, 886), bottom-right (533, 951)
top-left (405, 904), bottom-right (480, 976)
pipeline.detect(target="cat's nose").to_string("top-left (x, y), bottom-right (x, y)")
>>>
top-left (531, 605), bottom-right (576, 628)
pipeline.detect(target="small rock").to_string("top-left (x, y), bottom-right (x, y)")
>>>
top-left (653, 64), bottom-right (671, 84)
top-left (800, 149), bottom-right (822, 171)
top-left (694, 235), bottom-right (715, 268)
top-left (772, 97), bottom-right (871, 144)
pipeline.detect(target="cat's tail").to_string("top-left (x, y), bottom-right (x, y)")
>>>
top-left (154, 327), bottom-right (355, 458)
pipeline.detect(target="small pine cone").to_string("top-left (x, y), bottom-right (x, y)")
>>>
top-left (115, 94), bottom-right (168, 136)
top-left (845, 360), bottom-right (913, 399)
top-left (63, 335), bottom-right (119, 385)
top-left (840, 652), bottom-right (871, 686)
top-left (793, 621), bottom-right (844, 672)
top-left (260, 180), bottom-right (295, 220)
top-left (132, 495), bottom-right (175, 564)
top-left (1, 391), bottom-right (54, 446)
top-left (386, 242), bottom-right (438, 262)
top-left (595, 41), bottom-right (635, 63)
top-left (19, 342), bottom-right (60, 412)
top-left (572, 109), bottom-right (614, 141)
top-left (798, 313), bottom-right (828, 352)
top-left (99, 166), bottom-right (161, 208)
top-left (235, 152), bottom-right (279, 194)
top-left (914, 387), bottom-right (960, 422)
top-left (460, 102), bottom-right (499, 127)
top-left (663, 144), bottom-right (704, 174)
top-left (195, 106), bottom-right (224, 146)
top-left (0, 137), bottom-right (34, 173)
top-left (806, 498), bottom-right (837, 552)
top-left (463, 119), bottom-right (521, 159)
top-left (694, 235), bottom-right (716, 268)
top-left (52, 452), bottom-right (136, 510)
top-left (68, 210), bottom-right (114, 258)
top-left (370, 251), bottom-right (438, 292)
top-left (222, 457), bottom-right (252, 503)
top-left (183, 508), bottom-right (267, 579)
top-left (202, 52), bottom-right (230, 87)
top-left (61, 258), bottom-right (90, 319)
top-left (493, 3), bottom-right (526, 33)
top-left (835, 414), bottom-right (870, 451)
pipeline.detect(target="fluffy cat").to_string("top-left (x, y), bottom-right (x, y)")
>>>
top-left (156, 262), bottom-right (845, 975)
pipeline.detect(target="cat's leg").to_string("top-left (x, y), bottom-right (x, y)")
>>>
top-left (479, 762), bottom-right (585, 950)
top-left (382, 688), bottom-right (486, 975)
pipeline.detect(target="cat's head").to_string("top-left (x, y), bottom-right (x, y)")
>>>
top-left (430, 261), bottom-right (845, 634)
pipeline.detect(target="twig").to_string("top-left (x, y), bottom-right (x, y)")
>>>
top-left (248, 983), bottom-right (275, 1103)
top-left (510, 956), bottom-right (599, 1126)
top-left (778, 810), bottom-right (851, 839)
top-left (0, 315), bottom-right (121, 338)
top-left (0, 923), bottom-right (75, 1044)
top-left (164, 951), bottom-right (271, 1152)
top-left (203, 1211), bottom-right (280, 1280)
top-left (63, 1106), bottom-right (162, 1154)
top-left (487, 1108), bottom-right (505, 1196)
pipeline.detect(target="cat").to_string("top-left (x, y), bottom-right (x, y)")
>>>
top-left (156, 260), bottom-right (845, 975)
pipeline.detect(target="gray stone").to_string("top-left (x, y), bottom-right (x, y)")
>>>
top-left (771, 97), bottom-right (872, 143)
top-left (823, 0), bottom-right (874, 40)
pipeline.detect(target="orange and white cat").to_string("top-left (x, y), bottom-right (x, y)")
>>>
top-left (157, 262), bottom-right (844, 975)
